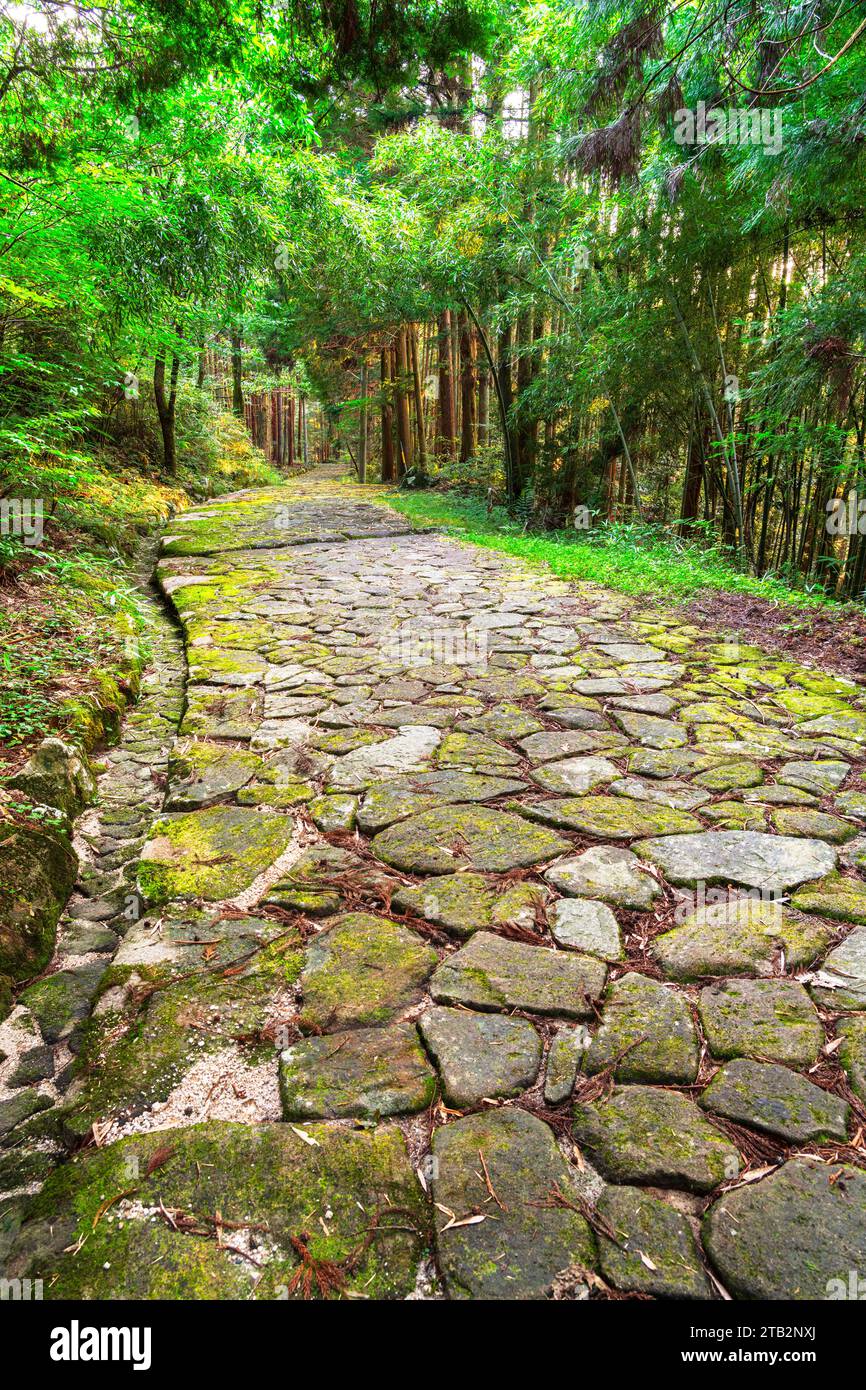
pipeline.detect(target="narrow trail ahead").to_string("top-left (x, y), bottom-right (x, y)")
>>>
top-left (4, 467), bottom-right (866, 1299)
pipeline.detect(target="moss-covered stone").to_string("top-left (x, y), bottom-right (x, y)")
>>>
top-left (5, 1120), bottom-right (428, 1299)
top-left (138, 805), bottom-right (295, 903)
top-left (837, 1014), bottom-right (866, 1102)
top-left (432, 1108), bottom-right (596, 1299)
top-left (392, 873), bottom-right (546, 939)
top-left (372, 803), bottom-right (570, 874)
top-left (652, 896), bottom-right (833, 981)
top-left (517, 794), bottom-right (701, 839)
top-left (299, 912), bottom-right (436, 1032)
top-left (430, 930), bottom-right (605, 1020)
top-left (585, 972), bottom-right (699, 1083)
top-left (165, 739), bottom-right (262, 810)
top-left (0, 822), bottom-right (77, 980)
top-left (699, 1057), bottom-right (849, 1143)
top-left (356, 771), bottom-right (526, 834)
top-left (791, 871), bottom-right (866, 925)
top-left (279, 1023), bottom-right (435, 1120)
top-left (697, 979), bottom-right (823, 1067)
top-left (19, 962), bottom-right (105, 1045)
top-left (573, 1086), bottom-right (739, 1192)
top-left (771, 807), bottom-right (858, 844)
top-left (418, 1006), bottom-right (541, 1107)
top-left (703, 1158), bottom-right (866, 1300)
top-left (596, 1186), bottom-right (712, 1300)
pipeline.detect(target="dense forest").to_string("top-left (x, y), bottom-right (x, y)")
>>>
top-left (3, 0), bottom-right (866, 599)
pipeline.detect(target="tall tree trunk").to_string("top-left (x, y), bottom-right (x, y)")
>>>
top-left (409, 325), bottom-right (427, 476)
top-left (358, 359), bottom-right (368, 484)
top-left (230, 329), bottom-right (244, 417)
top-left (395, 329), bottom-right (413, 475)
top-left (459, 311), bottom-right (477, 463)
top-left (154, 351), bottom-right (180, 473)
top-left (436, 311), bottom-right (456, 457)
top-left (380, 346), bottom-right (396, 482)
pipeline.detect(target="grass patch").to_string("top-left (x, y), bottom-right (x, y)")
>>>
top-left (386, 490), bottom-right (841, 610)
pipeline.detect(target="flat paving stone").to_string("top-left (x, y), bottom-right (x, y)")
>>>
top-left (809, 924), bottom-right (866, 1008)
top-left (431, 1108), bottom-right (596, 1299)
top-left (371, 804), bottom-right (570, 874)
top-left (545, 845), bottom-right (661, 909)
top-left (356, 771), bottom-right (526, 832)
top-left (544, 1027), bottom-right (590, 1103)
top-left (529, 755), bottom-right (619, 795)
top-left (608, 776), bottom-right (711, 811)
top-left (549, 898), bottom-right (622, 958)
top-left (703, 1158), bottom-right (866, 1299)
top-left (697, 979), bottom-right (823, 1067)
top-left (392, 873), bottom-right (546, 938)
top-left (418, 1006), bottom-right (541, 1107)
top-left (518, 729), bottom-right (627, 762)
top-left (596, 1186), bottom-right (713, 1300)
top-left (519, 794), bottom-right (701, 839)
top-left (584, 972), bottom-right (700, 1083)
top-left (279, 1023), bottom-right (436, 1120)
top-left (611, 711), bottom-right (687, 748)
top-left (699, 1058), bottom-right (849, 1143)
top-left (298, 912), bottom-right (437, 1032)
top-left (573, 1086), bottom-right (739, 1192)
top-left (652, 896), bottom-right (833, 981)
top-left (138, 805), bottom-right (295, 903)
top-left (838, 1015), bottom-right (866, 1102)
top-left (634, 830), bottom-right (836, 892)
top-left (430, 931), bottom-right (606, 1020)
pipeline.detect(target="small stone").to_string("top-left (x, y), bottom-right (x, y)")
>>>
top-left (529, 756), bottom-right (619, 795)
top-left (392, 874), bottom-right (546, 939)
top-left (697, 979), bottom-right (823, 1067)
top-left (546, 846), bottom-right (660, 910)
top-left (279, 1023), bottom-right (435, 1120)
top-left (308, 794), bottom-right (357, 832)
top-left (585, 973), bottom-right (699, 1083)
top-left (418, 1007), bottom-right (541, 1107)
top-left (549, 899), bottom-right (622, 959)
top-left (779, 759), bottom-right (849, 794)
top-left (430, 931), bottom-right (606, 1020)
top-left (611, 712), bottom-right (686, 748)
top-left (771, 807), bottom-right (858, 844)
top-left (596, 1187), bottom-right (712, 1300)
top-left (838, 1015), bottom-right (866, 1101)
top-left (432, 1108), bottom-right (596, 1299)
top-left (743, 784), bottom-right (817, 806)
top-left (573, 1086), bottom-right (738, 1192)
top-left (652, 895), bottom-right (833, 981)
top-left (299, 912), bottom-right (437, 1032)
top-left (835, 789), bottom-right (866, 821)
top-left (810, 925), bottom-right (866, 1008)
top-left (703, 1158), bottom-right (866, 1299)
top-left (699, 1058), bottom-right (849, 1142)
top-left (608, 777), bottom-right (711, 811)
top-left (544, 1028), bottom-right (590, 1103)
top-left (371, 804), bottom-right (570, 874)
top-left (634, 831), bottom-right (836, 892)
top-left (457, 704), bottom-right (544, 739)
top-left (628, 748), bottom-right (723, 779)
top-left (519, 729), bottom-right (626, 763)
top-left (518, 795), bottom-right (700, 839)
top-left (792, 872), bottom-right (866, 928)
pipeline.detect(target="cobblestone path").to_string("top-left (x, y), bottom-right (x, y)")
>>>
top-left (3, 468), bottom-right (866, 1299)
